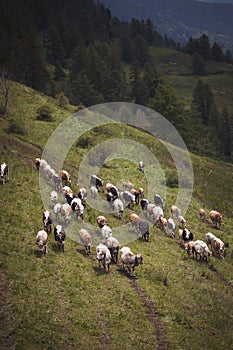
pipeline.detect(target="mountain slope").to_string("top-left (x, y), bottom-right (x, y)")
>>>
top-left (0, 82), bottom-right (233, 350)
top-left (99, 0), bottom-right (233, 51)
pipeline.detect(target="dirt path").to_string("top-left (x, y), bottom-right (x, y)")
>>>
top-left (207, 264), bottom-right (233, 292)
top-left (130, 278), bottom-right (166, 350)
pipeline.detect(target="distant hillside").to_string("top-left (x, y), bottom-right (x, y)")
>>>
top-left (99, 0), bottom-right (233, 52)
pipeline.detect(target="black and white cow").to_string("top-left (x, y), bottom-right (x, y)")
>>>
top-left (154, 194), bottom-right (164, 209)
top-left (42, 210), bottom-right (52, 234)
top-left (54, 225), bottom-right (66, 252)
top-left (1, 163), bottom-right (9, 184)
top-left (90, 175), bottom-right (104, 192)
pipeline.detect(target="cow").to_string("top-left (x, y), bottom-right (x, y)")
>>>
top-left (36, 230), bottom-right (48, 254)
top-left (42, 210), bottom-right (52, 234)
top-left (60, 203), bottom-right (72, 224)
top-left (140, 198), bottom-right (150, 212)
top-left (171, 205), bottom-right (181, 219)
top-left (112, 198), bottom-right (124, 219)
top-left (154, 194), bottom-right (164, 209)
top-left (178, 228), bottom-right (193, 243)
top-left (0, 163), bottom-right (9, 184)
top-left (106, 237), bottom-right (119, 263)
top-left (166, 218), bottom-right (176, 238)
top-left (121, 191), bottom-right (135, 208)
top-left (50, 191), bottom-right (58, 205)
top-left (199, 208), bottom-right (206, 221)
top-left (34, 157), bottom-right (41, 170)
top-left (192, 240), bottom-right (211, 263)
top-left (90, 185), bottom-right (98, 199)
top-left (210, 210), bottom-right (223, 227)
top-left (138, 220), bottom-right (150, 242)
top-left (52, 174), bottom-right (62, 192)
top-left (206, 232), bottom-right (228, 259)
top-left (96, 243), bottom-right (112, 273)
top-left (184, 241), bottom-right (195, 257)
top-left (54, 225), bottom-right (66, 252)
top-left (96, 215), bottom-right (108, 228)
top-left (71, 198), bottom-right (84, 220)
top-left (130, 188), bottom-right (141, 205)
top-left (120, 246), bottom-right (144, 273)
top-left (77, 187), bottom-right (87, 206)
top-left (177, 215), bottom-right (187, 228)
top-left (122, 181), bottom-right (134, 191)
top-left (101, 225), bottom-right (112, 240)
top-left (54, 203), bottom-right (62, 222)
top-left (146, 203), bottom-right (156, 220)
top-left (152, 205), bottom-right (164, 223)
top-left (159, 216), bottom-right (168, 232)
top-left (60, 170), bottom-right (71, 186)
top-left (139, 161), bottom-right (145, 173)
top-left (129, 213), bottom-right (141, 230)
top-left (66, 192), bottom-right (76, 205)
top-left (79, 228), bottom-right (92, 254)
top-left (90, 175), bottom-right (104, 192)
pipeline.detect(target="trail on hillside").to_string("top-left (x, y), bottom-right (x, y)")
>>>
top-left (130, 278), bottom-right (166, 350)
top-left (117, 264), bottom-right (166, 350)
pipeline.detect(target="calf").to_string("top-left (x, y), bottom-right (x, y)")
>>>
top-left (120, 246), bottom-right (143, 273)
top-left (210, 210), bottom-right (223, 227)
top-left (42, 210), bottom-right (52, 234)
top-left (79, 228), bottom-right (92, 254)
top-left (54, 225), bottom-right (66, 252)
top-left (177, 215), bottom-right (187, 228)
top-left (184, 241), bottom-right (195, 257)
top-left (0, 162), bottom-right (9, 184)
top-left (96, 243), bottom-right (112, 273)
top-left (36, 230), bottom-right (48, 254)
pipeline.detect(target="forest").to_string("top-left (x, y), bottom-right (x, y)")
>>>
top-left (0, 0), bottom-right (233, 162)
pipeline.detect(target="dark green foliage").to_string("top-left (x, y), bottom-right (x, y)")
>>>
top-left (192, 79), bottom-right (213, 125)
top-left (211, 42), bottom-right (224, 62)
top-left (36, 105), bottom-right (53, 121)
top-left (6, 123), bottom-right (27, 135)
top-left (54, 61), bottom-right (66, 80)
top-left (192, 52), bottom-right (206, 76)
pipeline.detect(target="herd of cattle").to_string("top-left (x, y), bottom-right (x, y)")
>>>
top-left (1, 159), bottom-right (230, 274)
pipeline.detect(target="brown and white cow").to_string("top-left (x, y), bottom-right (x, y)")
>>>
top-left (199, 208), bottom-right (206, 221)
top-left (210, 210), bottom-right (223, 227)
top-left (60, 170), bottom-right (71, 186)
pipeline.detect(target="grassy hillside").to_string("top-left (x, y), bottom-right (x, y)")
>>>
top-left (150, 47), bottom-right (233, 113)
top-left (0, 83), bottom-right (233, 350)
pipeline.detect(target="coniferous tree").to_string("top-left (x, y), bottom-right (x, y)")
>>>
top-left (211, 42), bottom-right (224, 62)
top-left (119, 34), bottom-right (134, 63)
top-left (192, 52), bottom-right (206, 76)
top-left (132, 34), bottom-right (151, 67)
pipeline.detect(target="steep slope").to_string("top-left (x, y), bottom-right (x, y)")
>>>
top-left (0, 83), bottom-right (233, 350)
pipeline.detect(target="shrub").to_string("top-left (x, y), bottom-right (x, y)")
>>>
top-left (6, 123), bottom-right (27, 135)
top-left (36, 105), bottom-right (53, 121)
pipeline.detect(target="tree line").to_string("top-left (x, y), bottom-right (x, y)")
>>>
top-left (0, 0), bottom-right (232, 162)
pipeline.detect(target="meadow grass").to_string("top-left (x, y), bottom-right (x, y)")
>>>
top-left (0, 83), bottom-right (233, 350)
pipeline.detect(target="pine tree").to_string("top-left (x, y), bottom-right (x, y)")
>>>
top-left (211, 42), bottom-right (224, 62)
top-left (192, 52), bottom-right (206, 76)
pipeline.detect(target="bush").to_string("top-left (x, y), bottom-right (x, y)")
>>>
top-left (36, 105), bottom-right (53, 121)
top-left (6, 123), bottom-right (27, 135)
